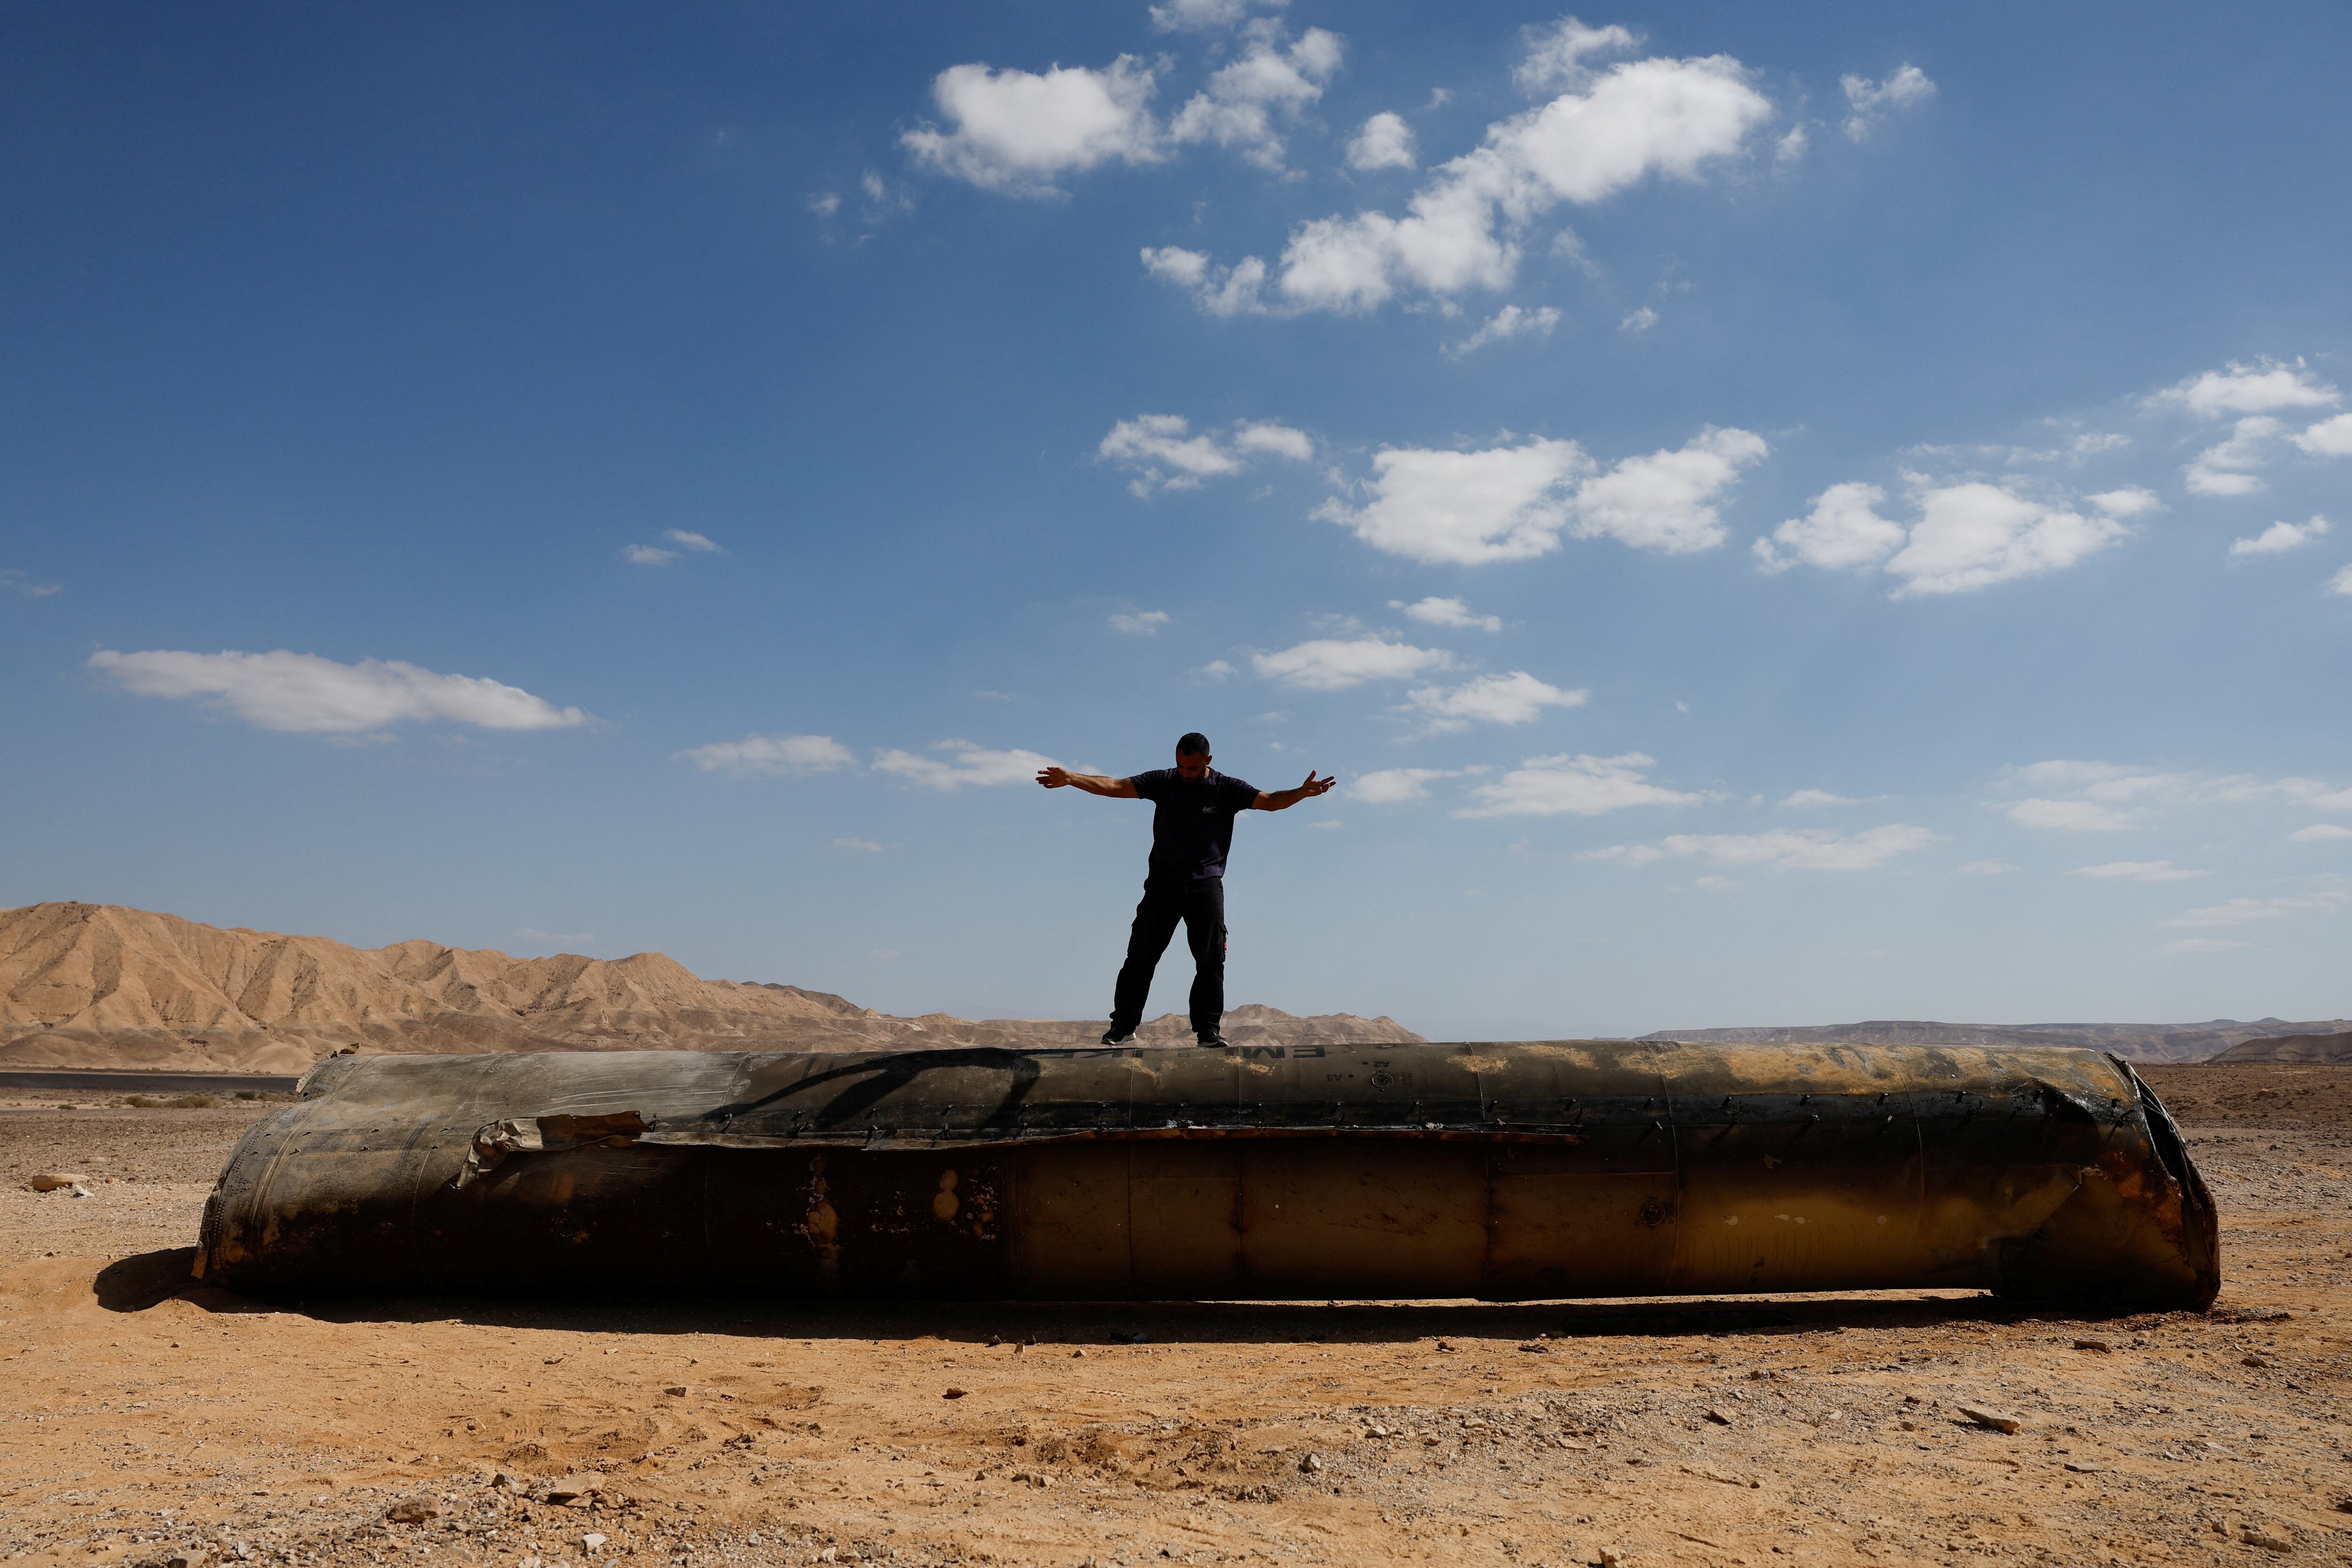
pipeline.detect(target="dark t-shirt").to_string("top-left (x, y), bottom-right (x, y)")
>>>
top-left (1130, 767), bottom-right (1260, 883)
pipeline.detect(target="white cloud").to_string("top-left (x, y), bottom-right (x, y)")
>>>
top-left (1572, 427), bottom-right (1768, 553)
top-left (1198, 659), bottom-right (1237, 680)
top-left (88, 648), bottom-right (590, 735)
top-left (1391, 596), bottom-right (1502, 632)
top-left (1840, 64), bottom-right (1936, 141)
top-left (1346, 111), bottom-right (1417, 171)
top-left (1458, 751), bottom-right (1702, 817)
top-left (2166, 876), bottom-right (2349, 928)
top-left (2231, 515), bottom-right (2329, 556)
top-left (2296, 411), bottom-right (2352, 457)
top-left (2069, 860), bottom-right (2209, 882)
top-left (1139, 246), bottom-right (1272, 316)
top-left (1694, 875), bottom-right (1738, 891)
top-left (2004, 798), bottom-right (2134, 832)
top-left (623, 543), bottom-right (678, 565)
top-left (1780, 789), bottom-right (1873, 808)
top-left (1109, 610), bottom-right (1171, 635)
top-left (834, 837), bottom-right (891, 852)
top-left (679, 732), bottom-right (858, 776)
top-left (1957, 859), bottom-right (2021, 876)
top-left (2151, 358), bottom-right (2340, 418)
top-left (1320, 426), bottom-right (1764, 565)
top-left (1151, 34), bottom-right (1771, 316)
top-left (2291, 824), bottom-right (2352, 842)
top-left (2088, 487), bottom-right (2161, 517)
top-left (2, 567), bottom-right (62, 598)
top-left (2332, 564), bottom-right (2352, 597)
top-left (1512, 18), bottom-right (1640, 95)
top-left (1445, 304), bottom-right (1561, 358)
top-left (1757, 480), bottom-right (2125, 596)
top-left (873, 740), bottom-right (1060, 790)
top-left (903, 57), bottom-right (1162, 195)
top-left (807, 191), bottom-right (841, 217)
top-left (664, 528), bottom-right (723, 553)
top-left (1252, 637), bottom-right (1456, 690)
top-left (1586, 823), bottom-right (1939, 871)
top-left (2160, 938), bottom-right (2250, 955)
top-left (2185, 415), bottom-right (2283, 495)
top-left (1619, 305), bottom-right (1658, 333)
top-left (1150, 0), bottom-right (1285, 32)
top-left (1168, 26), bottom-right (1343, 171)
top-left (1099, 412), bottom-right (1313, 494)
top-left (1774, 124), bottom-right (1809, 166)
top-left (1405, 671), bottom-right (1588, 731)
top-left (1349, 767), bottom-right (1462, 804)
top-left (1318, 438), bottom-right (1588, 564)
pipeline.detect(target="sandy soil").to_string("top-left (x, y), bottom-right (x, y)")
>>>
top-left (3, 1071), bottom-right (2349, 1568)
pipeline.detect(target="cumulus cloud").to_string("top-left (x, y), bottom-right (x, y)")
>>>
top-left (1349, 766), bottom-right (1463, 804)
top-left (678, 733), bottom-right (858, 776)
top-left (2296, 412), bottom-right (2352, 457)
top-left (873, 740), bottom-right (1060, 790)
top-left (2231, 515), bottom-right (2330, 556)
top-left (1405, 671), bottom-right (1588, 731)
top-left (2291, 824), bottom-right (2352, 843)
top-left (903, 57), bottom-right (1163, 195)
top-left (1445, 304), bottom-right (1561, 358)
top-left (1151, 0), bottom-right (1285, 32)
top-left (665, 529), bottom-right (723, 553)
top-left (1099, 413), bottom-right (1313, 494)
top-left (2333, 563), bottom-right (2352, 597)
top-left (1957, 859), bottom-right (2021, 876)
top-left (1346, 111), bottom-right (1417, 171)
top-left (1391, 596), bottom-right (1502, 632)
top-left (2004, 798), bottom-right (2135, 831)
top-left (88, 648), bottom-right (590, 735)
top-left (1755, 480), bottom-right (2125, 596)
top-left (2151, 358), bottom-right (2340, 418)
top-left (1169, 26), bottom-right (1343, 171)
top-left (1513, 18), bottom-right (1641, 95)
top-left (1996, 761), bottom-right (2352, 834)
top-left (1319, 427), bottom-right (1765, 566)
top-left (1252, 637), bottom-right (1456, 690)
top-left (1458, 751), bottom-right (1702, 817)
top-left (1839, 64), bottom-right (1935, 141)
top-left (1619, 305), bottom-right (1659, 333)
top-left (1584, 823), bottom-right (1939, 871)
top-left (2069, 860), bottom-right (2209, 882)
top-left (623, 543), bottom-right (678, 565)
top-left (1148, 27), bottom-right (1771, 316)
top-left (2185, 415), bottom-right (2284, 496)
top-left (1780, 789), bottom-right (1874, 808)
top-left (1109, 610), bottom-right (1171, 634)
top-left (2165, 876), bottom-right (2349, 928)
top-left (2088, 487), bottom-right (2161, 517)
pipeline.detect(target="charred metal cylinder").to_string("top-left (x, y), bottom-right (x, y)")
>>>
top-left (197, 1041), bottom-right (2217, 1308)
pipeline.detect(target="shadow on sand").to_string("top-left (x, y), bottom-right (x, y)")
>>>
top-left (97, 1247), bottom-right (2153, 1339)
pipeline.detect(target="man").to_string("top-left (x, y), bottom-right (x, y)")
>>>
top-left (1037, 732), bottom-right (1335, 1049)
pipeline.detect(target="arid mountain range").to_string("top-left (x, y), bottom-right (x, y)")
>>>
top-left (1639, 1018), bottom-right (2352, 1064)
top-left (0, 902), bottom-right (1422, 1073)
top-left (2211, 1031), bottom-right (2352, 1064)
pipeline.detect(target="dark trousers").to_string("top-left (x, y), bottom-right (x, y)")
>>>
top-left (1110, 877), bottom-right (1226, 1038)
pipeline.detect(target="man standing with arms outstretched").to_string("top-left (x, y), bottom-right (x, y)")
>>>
top-left (1037, 732), bottom-right (1336, 1049)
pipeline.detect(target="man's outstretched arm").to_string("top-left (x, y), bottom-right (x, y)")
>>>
top-left (1252, 770), bottom-right (1337, 811)
top-left (1036, 766), bottom-right (1138, 798)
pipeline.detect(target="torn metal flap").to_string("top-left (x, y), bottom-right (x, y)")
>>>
top-left (453, 1110), bottom-right (649, 1189)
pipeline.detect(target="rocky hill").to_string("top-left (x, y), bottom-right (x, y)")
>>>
top-left (0, 902), bottom-right (1421, 1073)
top-left (2208, 1031), bottom-right (2352, 1064)
top-left (1638, 1017), bottom-right (2352, 1063)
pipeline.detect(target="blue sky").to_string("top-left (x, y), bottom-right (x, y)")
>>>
top-left (4, 1), bottom-right (2348, 1037)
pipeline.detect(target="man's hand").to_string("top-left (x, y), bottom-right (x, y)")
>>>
top-left (1253, 770), bottom-right (1337, 811)
top-left (1038, 767), bottom-right (1138, 798)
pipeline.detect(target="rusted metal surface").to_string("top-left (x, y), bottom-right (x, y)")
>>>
top-left (196, 1041), bottom-right (2217, 1307)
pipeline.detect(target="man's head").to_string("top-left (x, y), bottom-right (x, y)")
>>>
top-left (1175, 731), bottom-right (1211, 779)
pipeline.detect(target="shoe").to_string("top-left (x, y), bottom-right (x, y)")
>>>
top-left (1195, 1033), bottom-right (1230, 1049)
top-left (1100, 1029), bottom-right (1137, 1046)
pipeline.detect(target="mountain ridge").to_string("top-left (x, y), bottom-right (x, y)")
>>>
top-left (0, 902), bottom-right (1421, 1072)
top-left (1637, 1017), bottom-right (2352, 1063)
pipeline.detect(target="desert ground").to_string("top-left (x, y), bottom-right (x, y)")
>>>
top-left (3, 1065), bottom-right (2348, 1568)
